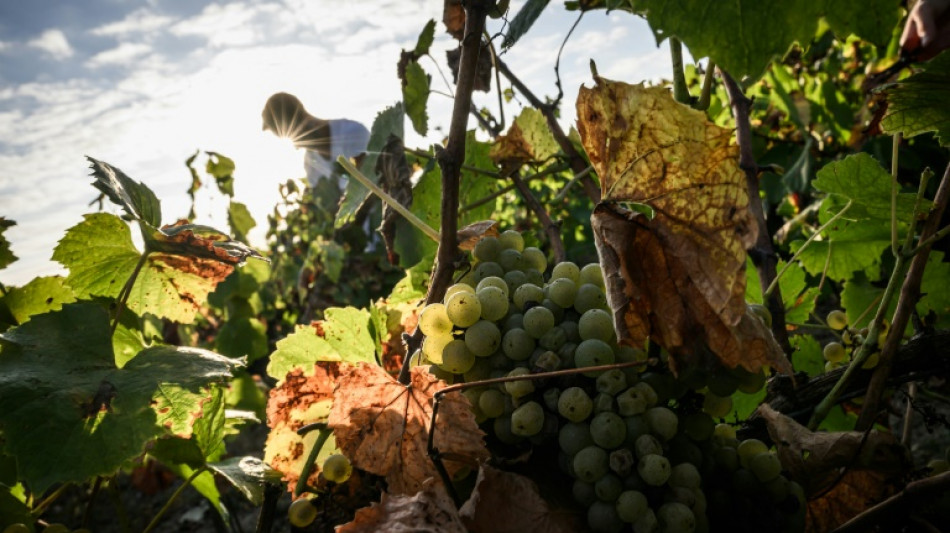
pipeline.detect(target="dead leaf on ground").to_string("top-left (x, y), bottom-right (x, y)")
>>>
top-left (579, 78), bottom-right (788, 375)
top-left (457, 220), bottom-right (499, 251)
top-left (328, 364), bottom-right (489, 494)
top-left (375, 135), bottom-right (413, 265)
top-left (758, 404), bottom-right (908, 494)
top-left (264, 362), bottom-right (345, 491)
top-left (459, 464), bottom-right (578, 533)
top-left (806, 469), bottom-right (897, 532)
top-left (337, 478), bottom-right (466, 533)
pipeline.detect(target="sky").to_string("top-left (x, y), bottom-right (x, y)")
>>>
top-left (0, 0), bottom-right (674, 286)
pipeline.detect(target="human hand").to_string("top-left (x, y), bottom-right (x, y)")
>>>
top-left (900, 0), bottom-right (950, 60)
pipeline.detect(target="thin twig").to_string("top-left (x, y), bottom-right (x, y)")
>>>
top-left (554, 165), bottom-right (593, 202)
top-left (901, 383), bottom-right (916, 447)
top-left (552, 12), bottom-right (585, 109)
top-left (31, 483), bottom-right (71, 517)
top-left (496, 58), bottom-right (601, 202)
top-left (719, 69), bottom-right (791, 354)
top-left (142, 466), bottom-right (208, 533)
top-left (294, 425), bottom-right (332, 497)
top-left (891, 134), bottom-right (901, 257)
top-left (856, 160), bottom-right (950, 430)
top-left (509, 170), bottom-right (566, 262)
top-left (832, 471), bottom-right (950, 533)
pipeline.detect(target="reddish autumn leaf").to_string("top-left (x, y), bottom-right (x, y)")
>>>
top-left (264, 362), bottom-right (346, 491)
top-left (337, 478), bottom-right (466, 533)
top-left (328, 364), bottom-right (489, 494)
top-left (806, 470), bottom-right (898, 532)
top-left (579, 78), bottom-right (789, 375)
top-left (459, 465), bottom-right (578, 533)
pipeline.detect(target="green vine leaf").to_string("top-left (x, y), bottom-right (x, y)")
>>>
top-left (208, 456), bottom-right (282, 506)
top-left (206, 151), bottom-right (236, 197)
top-left (0, 303), bottom-right (243, 493)
top-left (337, 104), bottom-right (405, 228)
top-left (0, 217), bottom-right (17, 271)
top-left (790, 334), bottom-right (824, 378)
top-left (882, 50), bottom-right (950, 146)
top-left (413, 19), bottom-right (436, 56)
top-left (503, 0), bottom-right (551, 50)
top-left (918, 251), bottom-right (950, 324)
top-left (812, 153), bottom-right (925, 220)
top-left (87, 157), bottom-right (162, 229)
top-left (228, 200), bottom-right (256, 243)
top-left (790, 218), bottom-right (891, 282)
top-left (0, 276), bottom-right (76, 327)
top-left (403, 61), bottom-right (430, 136)
top-left (266, 307), bottom-right (377, 382)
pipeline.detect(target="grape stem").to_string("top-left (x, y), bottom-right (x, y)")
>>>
top-left (142, 465), bottom-right (208, 533)
top-left (295, 425), bottom-right (333, 497)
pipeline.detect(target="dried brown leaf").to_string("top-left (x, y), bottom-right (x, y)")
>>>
top-left (338, 478), bottom-right (466, 533)
top-left (446, 42), bottom-right (492, 92)
top-left (264, 362), bottom-right (345, 491)
top-left (758, 404), bottom-right (908, 494)
top-left (443, 0), bottom-right (465, 40)
top-left (328, 364), bottom-right (489, 494)
top-left (457, 220), bottom-right (499, 251)
top-left (580, 78), bottom-right (788, 375)
top-left (490, 122), bottom-right (535, 166)
top-left (459, 465), bottom-right (578, 533)
top-left (806, 470), bottom-right (897, 532)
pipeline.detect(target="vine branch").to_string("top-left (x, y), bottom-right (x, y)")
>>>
top-left (856, 160), bottom-right (950, 430)
top-left (719, 69), bottom-right (792, 354)
top-left (509, 170), bottom-right (566, 262)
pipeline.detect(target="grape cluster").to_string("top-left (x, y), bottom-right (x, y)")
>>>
top-left (415, 231), bottom-right (805, 532)
top-left (821, 310), bottom-right (886, 372)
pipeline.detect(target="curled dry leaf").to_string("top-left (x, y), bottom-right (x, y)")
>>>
top-left (328, 364), bottom-right (489, 494)
top-left (442, 0), bottom-right (465, 40)
top-left (337, 478), bottom-right (465, 533)
top-left (807, 469), bottom-right (897, 532)
top-left (757, 404), bottom-right (908, 494)
top-left (456, 219), bottom-right (499, 251)
top-left (459, 464), bottom-right (578, 533)
top-left (579, 78), bottom-right (789, 375)
top-left (264, 362), bottom-right (345, 491)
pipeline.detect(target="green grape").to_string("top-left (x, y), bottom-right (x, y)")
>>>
top-left (479, 388), bottom-right (506, 418)
top-left (734, 367), bottom-right (767, 394)
top-left (522, 246), bottom-right (547, 272)
top-left (499, 248), bottom-right (525, 272)
top-left (418, 303), bottom-right (453, 336)
top-left (476, 286), bottom-right (508, 322)
top-left (702, 392), bottom-right (733, 418)
top-left (632, 382), bottom-right (658, 406)
top-left (473, 236), bottom-right (502, 262)
top-left (559, 421), bottom-right (594, 455)
top-left (579, 308), bottom-right (615, 342)
top-left (681, 412), bottom-right (715, 441)
top-left (669, 463), bottom-right (701, 489)
top-left (559, 320), bottom-right (580, 342)
top-left (535, 350), bottom-right (562, 371)
top-left (523, 306), bottom-right (555, 338)
top-left (464, 357), bottom-right (492, 382)
top-left (511, 401), bottom-right (544, 437)
top-left (574, 479), bottom-right (597, 506)
top-left (748, 303), bottom-right (772, 328)
top-left (558, 386), bottom-right (594, 422)
top-left (749, 452), bottom-right (782, 482)
top-left (539, 325), bottom-right (568, 351)
top-left (2, 526), bottom-right (29, 533)
top-left (823, 341), bottom-right (848, 363)
top-left (637, 454), bottom-right (671, 486)
top-left (503, 270), bottom-right (528, 294)
top-left (580, 262), bottom-right (605, 287)
top-left (502, 328), bottom-right (535, 360)
top-left (610, 448), bottom-right (635, 477)
top-left (645, 407), bottom-right (678, 441)
top-left (596, 369), bottom-right (627, 395)
top-left (634, 434), bottom-right (663, 459)
top-left (616, 490), bottom-right (648, 523)
top-left (422, 334), bottom-right (452, 364)
top-left (713, 422), bottom-right (736, 440)
top-left (558, 342), bottom-right (577, 368)
top-left (928, 459), bottom-right (950, 474)
top-left (493, 415), bottom-right (522, 444)
top-left (633, 508), bottom-right (658, 533)
top-left (573, 445), bottom-right (610, 483)
top-left (712, 446), bottom-right (739, 472)
top-left (641, 372), bottom-right (674, 405)
top-left (440, 340), bottom-right (476, 374)
top-left (523, 268), bottom-right (544, 287)
top-left (862, 351), bottom-right (880, 369)
top-left (544, 387), bottom-right (561, 412)
top-left (617, 387), bottom-right (648, 416)
top-left (590, 412), bottom-right (626, 449)
top-left (547, 277), bottom-right (578, 308)
top-left (706, 370), bottom-right (740, 397)
top-left (476, 275), bottom-right (509, 297)
top-left (445, 291), bottom-right (482, 328)
top-left (575, 339), bottom-right (616, 376)
top-left (542, 298), bottom-right (565, 322)
top-left (737, 439), bottom-right (769, 469)
top-left (595, 473), bottom-right (625, 502)
top-left (826, 309), bottom-right (848, 330)
top-left (764, 474), bottom-right (789, 502)
top-left (504, 367), bottom-right (535, 398)
top-left (588, 500), bottom-right (625, 533)
top-left (465, 320), bottom-right (502, 357)
top-left (575, 283), bottom-right (608, 314)
top-left (42, 526), bottom-right (67, 533)
top-left (428, 364), bottom-right (455, 383)
top-left (499, 229), bottom-right (525, 251)
top-left (551, 261), bottom-right (581, 282)
top-left (474, 261), bottom-right (505, 282)
top-left (322, 453), bottom-right (353, 483)
top-left (444, 283), bottom-right (475, 302)
top-left (288, 498), bottom-right (318, 527)
top-left (594, 392), bottom-right (615, 413)
top-left (513, 283), bottom-right (545, 310)
top-left (504, 312), bottom-right (524, 332)
top-left (667, 436), bottom-right (703, 467)
top-left (657, 502), bottom-right (696, 533)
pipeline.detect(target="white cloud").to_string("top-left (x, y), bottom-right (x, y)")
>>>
top-left (91, 8), bottom-right (174, 37)
top-left (86, 43), bottom-right (153, 67)
top-left (171, 2), bottom-right (296, 47)
top-left (27, 29), bottom-right (74, 60)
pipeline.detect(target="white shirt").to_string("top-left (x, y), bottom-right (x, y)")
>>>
top-left (303, 118), bottom-right (370, 187)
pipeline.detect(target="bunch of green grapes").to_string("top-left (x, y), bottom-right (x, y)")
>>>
top-left (821, 310), bottom-right (885, 372)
